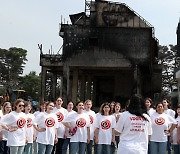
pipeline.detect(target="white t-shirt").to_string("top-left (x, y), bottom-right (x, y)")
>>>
top-left (52, 107), bottom-right (68, 138)
top-left (33, 112), bottom-right (58, 145)
top-left (33, 111), bottom-right (41, 117)
top-left (115, 111), bottom-right (152, 154)
top-left (25, 113), bottom-right (35, 143)
top-left (83, 110), bottom-right (96, 140)
top-left (172, 116), bottom-right (180, 145)
top-left (164, 109), bottom-right (175, 118)
top-left (95, 114), bottom-right (116, 145)
top-left (65, 110), bottom-right (76, 138)
top-left (150, 112), bottom-right (176, 142)
top-left (1, 114), bottom-right (9, 141)
top-left (148, 108), bottom-right (156, 117)
top-left (0, 111), bottom-right (27, 146)
top-left (64, 112), bottom-right (90, 143)
top-left (0, 110), bottom-right (3, 120)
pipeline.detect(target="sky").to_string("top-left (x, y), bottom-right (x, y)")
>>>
top-left (0, 0), bottom-right (180, 75)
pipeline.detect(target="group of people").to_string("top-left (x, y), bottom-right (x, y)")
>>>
top-left (0, 95), bottom-right (179, 154)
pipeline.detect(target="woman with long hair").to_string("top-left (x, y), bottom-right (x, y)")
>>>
top-left (0, 102), bottom-right (12, 154)
top-left (62, 101), bottom-right (76, 154)
top-left (171, 104), bottom-right (180, 154)
top-left (63, 101), bottom-right (90, 154)
top-left (33, 101), bottom-right (46, 154)
top-left (94, 102), bottom-right (116, 154)
top-left (33, 101), bottom-right (58, 154)
top-left (113, 102), bottom-right (122, 148)
top-left (149, 101), bottom-right (176, 154)
top-left (24, 101), bottom-right (35, 154)
top-left (144, 97), bottom-right (155, 116)
top-left (0, 99), bottom-right (27, 154)
top-left (115, 95), bottom-right (152, 154)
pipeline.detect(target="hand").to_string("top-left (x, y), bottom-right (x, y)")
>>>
top-left (87, 137), bottom-right (90, 144)
top-left (38, 127), bottom-right (46, 132)
top-left (169, 136), bottom-right (173, 143)
top-left (55, 137), bottom-right (58, 144)
top-left (9, 126), bottom-right (18, 132)
top-left (177, 138), bottom-right (180, 144)
top-left (94, 137), bottom-right (98, 144)
top-left (33, 136), bottom-right (37, 142)
top-left (26, 137), bottom-right (28, 144)
top-left (164, 130), bottom-right (170, 135)
top-left (64, 134), bottom-right (67, 139)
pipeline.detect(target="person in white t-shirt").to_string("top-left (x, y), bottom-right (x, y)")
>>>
top-left (24, 101), bottom-right (35, 154)
top-left (171, 104), bottom-right (180, 154)
top-left (162, 98), bottom-right (175, 154)
top-left (63, 101), bottom-right (90, 154)
top-left (51, 97), bottom-right (68, 154)
top-left (0, 99), bottom-right (27, 154)
top-left (144, 97), bottom-right (155, 117)
top-left (84, 99), bottom-right (96, 154)
top-left (33, 101), bottom-right (46, 117)
top-left (115, 95), bottom-right (152, 154)
top-left (150, 102), bottom-right (176, 154)
top-left (33, 101), bottom-right (46, 154)
top-left (33, 101), bottom-right (58, 154)
top-left (94, 102), bottom-right (116, 154)
top-left (113, 102), bottom-right (122, 148)
top-left (0, 102), bottom-right (12, 154)
top-left (62, 101), bottom-right (76, 154)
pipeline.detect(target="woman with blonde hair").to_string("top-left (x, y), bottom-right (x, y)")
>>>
top-left (0, 99), bottom-right (27, 154)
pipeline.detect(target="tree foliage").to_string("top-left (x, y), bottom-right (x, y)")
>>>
top-left (19, 71), bottom-right (41, 101)
top-left (158, 45), bottom-right (180, 96)
top-left (0, 47), bottom-right (27, 83)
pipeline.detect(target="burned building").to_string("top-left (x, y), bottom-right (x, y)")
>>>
top-left (40, 0), bottom-right (162, 108)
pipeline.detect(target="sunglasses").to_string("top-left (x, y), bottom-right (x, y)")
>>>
top-left (18, 104), bottom-right (25, 107)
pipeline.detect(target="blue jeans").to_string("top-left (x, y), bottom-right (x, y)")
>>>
top-left (70, 142), bottom-right (87, 154)
top-left (38, 143), bottom-right (53, 154)
top-left (24, 143), bottom-right (32, 154)
top-left (96, 144), bottom-right (111, 154)
top-left (173, 144), bottom-right (180, 154)
top-left (0, 140), bottom-right (10, 154)
top-left (9, 146), bottom-right (24, 154)
top-left (150, 141), bottom-right (167, 154)
top-left (33, 142), bottom-right (38, 154)
top-left (62, 138), bottom-right (70, 154)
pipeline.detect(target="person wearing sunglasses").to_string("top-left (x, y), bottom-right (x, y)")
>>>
top-left (0, 99), bottom-right (27, 154)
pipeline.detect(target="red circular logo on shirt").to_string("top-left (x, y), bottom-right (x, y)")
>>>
top-left (101, 120), bottom-right (111, 130)
top-left (45, 117), bottom-right (55, 127)
top-left (76, 118), bottom-right (86, 128)
top-left (17, 117), bottom-right (26, 128)
top-left (89, 115), bottom-right (94, 124)
top-left (155, 117), bottom-right (165, 125)
top-left (27, 118), bottom-right (32, 128)
top-left (56, 112), bottom-right (64, 122)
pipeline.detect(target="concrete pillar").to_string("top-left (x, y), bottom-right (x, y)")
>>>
top-left (86, 76), bottom-right (91, 100)
top-left (62, 63), bottom-right (69, 104)
top-left (132, 65), bottom-right (140, 95)
top-left (52, 73), bottom-right (57, 101)
top-left (72, 68), bottom-right (78, 103)
top-left (41, 66), bottom-right (46, 102)
top-left (80, 75), bottom-right (85, 101)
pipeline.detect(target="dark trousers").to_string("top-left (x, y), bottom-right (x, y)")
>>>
top-left (51, 138), bottom-right (65, 154)
top-left (0, 140), bottom-right (9, 154)
top-left (86, 140), bottom-right (93, 154)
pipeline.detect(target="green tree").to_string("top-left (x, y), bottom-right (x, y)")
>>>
top-left (0, 47), bottom-right (27, 83)
top-left (20, 71), bottom-right (41, 101)
top-left (158, 45), bottom-right (180, 96)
